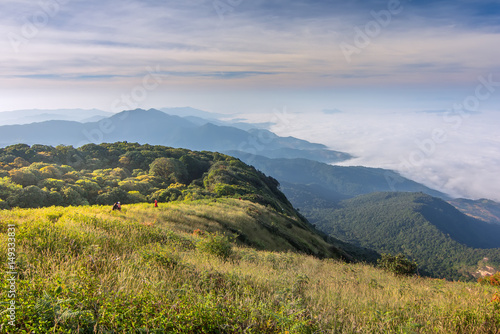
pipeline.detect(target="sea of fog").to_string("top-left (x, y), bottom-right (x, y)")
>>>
top-left (242, 109), bottom-right (500, 202)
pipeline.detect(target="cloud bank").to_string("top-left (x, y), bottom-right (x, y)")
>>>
top-left (265, 109), bottom-right (500, 202)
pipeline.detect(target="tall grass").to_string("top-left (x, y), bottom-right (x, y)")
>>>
top-left (1, 200), bottom-right (499, 333)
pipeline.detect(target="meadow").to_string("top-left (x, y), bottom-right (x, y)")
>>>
top-left (1, 199), bottom-right (499, 333)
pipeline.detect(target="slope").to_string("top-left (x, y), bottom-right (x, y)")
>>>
top-left (2, 202), bottom-right (499, 332)
top-left (450, 198), bottom-right (500, 225)
top-left (231, 152), bottom-right (448, 198)
top-left (307, 192), bottom-right (500, 280)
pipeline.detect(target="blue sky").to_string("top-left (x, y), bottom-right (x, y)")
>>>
top-left (1, 0), bottom-right (500, 113)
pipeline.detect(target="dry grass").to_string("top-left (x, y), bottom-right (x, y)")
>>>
top-left (1, 200), bottom-right (499, 333)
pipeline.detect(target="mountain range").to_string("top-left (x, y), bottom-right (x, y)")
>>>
top-left (0, 108), bottom-right (350, 164)
top-left (1, 107), bottom-right (500, 280)
top-left (0, 108), bottom-right (113, 125)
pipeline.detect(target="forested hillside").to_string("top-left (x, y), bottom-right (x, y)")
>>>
top-left (0, 143), bottom-right (296, 219)
top-left (230, 152), bottom-right (448, 198)
top-left (305, 192), bottom-right (500, 280)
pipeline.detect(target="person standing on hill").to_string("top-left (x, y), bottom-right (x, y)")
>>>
top-left (154, 199), bottom-right (158, 208)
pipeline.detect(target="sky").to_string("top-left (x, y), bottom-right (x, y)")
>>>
top-left (1, 0), bottom-right (500, 200)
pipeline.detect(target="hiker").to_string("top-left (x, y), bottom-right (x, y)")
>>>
top-left (112, 201), bottom-right (122, 211)
top-left (154, 199), bottom-right (158, 208)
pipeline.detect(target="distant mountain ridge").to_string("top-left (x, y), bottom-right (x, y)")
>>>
top-left (229, 152), bottom-right (448, 199)
top-left (0, 108), bottom-right (113, 125)
top-left (449, 198), bottom-right (500, 225)
top-left (0, 108), bottom-right (351, 164)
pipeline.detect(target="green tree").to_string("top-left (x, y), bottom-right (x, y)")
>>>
top-left (39, 178), bottom-right (65, 191)
top-left (13, 156), bottom-right (30, 167)
top-left (61, 186), bottom-right (89, 206)
top-left (75, 179), bottom-right (101, 204)
top-left (39, 165), bottom-right (63, 179)
top-left (149, 158), bottom-right (188, 184)
top-left (0, 198), bottom-right (8, 209)
top-left (180, 154), bottom-right (210, 181)
top-left (127, 191), bottom-right (147, 203)
top-left (96, 188), bottom-right (128, 205)
top-left (0, 177), bottom-right (22, 200)
top-left (7, 185), bottom-right (47, 208)
top-left (9, 168), bottom-right (38, 187)
top-left (46, 191), bottom-right (64, 206)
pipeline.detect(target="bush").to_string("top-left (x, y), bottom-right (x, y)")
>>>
top-left (0, 199), bottom-right (9, 209)
top-left (478, 272), bottom-right (500, 287)
top-left (196, 232), bottom-right (233, 260)
top-left (377, 253), bottom-right (418, 276)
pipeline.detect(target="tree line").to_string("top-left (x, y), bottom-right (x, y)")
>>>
top-left (0, 142), bottom-right (298, 219)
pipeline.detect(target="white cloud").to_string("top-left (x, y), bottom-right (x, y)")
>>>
top-left (267, 109), bottom-right (500, 201)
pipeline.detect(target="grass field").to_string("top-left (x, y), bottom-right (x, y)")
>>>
top-left (1, 199), bottom-right (499, 333)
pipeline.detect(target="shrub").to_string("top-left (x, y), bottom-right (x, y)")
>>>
top-left (377, 253), bottom-right (418, 276)
top-left (0, 198), bottom-right (9, 209)
top-left (478, 272), bottom-right (500, 287)
top-left (196, 232), bottom-right (233, 260)
top-left (140, 245), bottom-right (179, 269)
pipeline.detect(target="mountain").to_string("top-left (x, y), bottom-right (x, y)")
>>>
top-left (230, 152), bottom-right (448, 199)
top-left (159, 107), bottom-right (275, 130)
top-left (0, 121), bottom-right (86, 147)
top-left (0, 108), bottom-right (351, 164)
top-left (449, 198), bottom-right (500, 225)
top-left (0, 108), bottom-right (113, 125)
top-left (304, 192), bottom-right (500, 280)
top-left (227, 153), bottom-right (500, 280)
top-left (0, 142), bottom-right (365, 262)
top-left (159, 106), bottom-right (228, 120)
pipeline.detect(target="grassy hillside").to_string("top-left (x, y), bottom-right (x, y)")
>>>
top-left (2, 202), bottom-right (500, 333)
top-left (307, 192), bottom-right (500, 280)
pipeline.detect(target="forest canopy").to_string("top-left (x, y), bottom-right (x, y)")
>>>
top-left (0, 143), bottom-right (296, 218)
